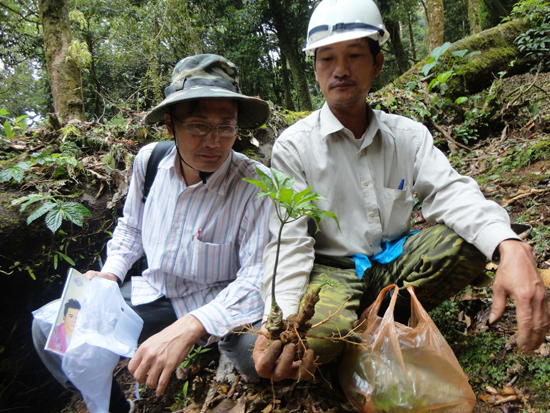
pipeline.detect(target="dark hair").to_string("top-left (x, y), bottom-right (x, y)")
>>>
top-left (314, 37), bottom-right (381, 65)
top-left (64, 298), bottom-right (81, 316)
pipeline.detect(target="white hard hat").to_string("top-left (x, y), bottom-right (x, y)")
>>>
top-left (303, 0), bottom-right (390, 56)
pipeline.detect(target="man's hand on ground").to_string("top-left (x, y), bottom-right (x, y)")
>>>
top-left (128, 315), bottom-right (206, 397)
top-left (491, 240), bottom-right (550, 353)
top-left (82, 270), bottom-right (119, 283)
top-left (253, 324), bottom-right (316, 381)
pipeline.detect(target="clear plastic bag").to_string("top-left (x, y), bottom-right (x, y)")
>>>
top-left (32, 298), bottom-right (61, 337)
top-left (339, 284), bottom-right (476, 413)
top-left (62, 277), bottom-right (144, 413)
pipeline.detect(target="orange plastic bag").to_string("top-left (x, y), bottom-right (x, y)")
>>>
top-left (338, 284), bottom-right (476, 413)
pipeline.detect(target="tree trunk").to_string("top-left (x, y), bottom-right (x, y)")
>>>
top-left (426, 0), bottom-right (444, 51)
top-left (386, 19), bottom-right (410, 74)
top-left (468, 0), bottom-right (482, 34)
top-left (39, 0), bottom-right (85, 122)
top-left (281, 53), bottom-right (296, 111)
top-left (408, 12), bottom-right (417, 61)
top-left (267, 0), bottom-right (312, 111)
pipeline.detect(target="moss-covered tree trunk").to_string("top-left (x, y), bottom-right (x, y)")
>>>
top-left (267, 0), bottom-right (312, 111)
top-left (392, 20), bottom-right (530, 96)
top-left (427, 0), bottom-right (444, 51)
top-left (468, 0), bottom-right (482, 34)
top-left (39, 0), bottom-right (85, 122)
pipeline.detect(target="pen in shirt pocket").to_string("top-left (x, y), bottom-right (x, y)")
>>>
top-left (193, 228), bottom-right (202, 241)
top-left (398, 179), bottom-right (405, 190)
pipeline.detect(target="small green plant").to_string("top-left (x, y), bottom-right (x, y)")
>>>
top-left (508, 0), bottom-right (550, 71)
top-left (421, 43), bottom-right (480, 94)
top-left (0, 108), bottom-right (28, 138)
top-left (0, 162), bottom-right (31, 183)
top-left (177, 345), bottom-right (212, 370)
top-left (243, 168), bottom-right (340, 358)
top-left (11, 193), bottom-right (91, 233)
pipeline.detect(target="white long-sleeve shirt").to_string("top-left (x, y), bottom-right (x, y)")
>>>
top-left (262, 103), bottom-right (519, 320)
top-left (102, 143), bottom-right (271, 338)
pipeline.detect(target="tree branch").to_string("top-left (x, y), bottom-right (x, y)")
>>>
top-left (430, 120), bottom-right (471, 152)
top-left (0, 1), bottom-right (38, 24)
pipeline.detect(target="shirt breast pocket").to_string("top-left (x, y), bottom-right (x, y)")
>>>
top-left (381, 186), bottom-right (414, 238)
top-left (190, 239), bottom-right (238, 285)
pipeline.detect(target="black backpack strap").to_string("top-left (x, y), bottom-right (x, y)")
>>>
top-left (142, 141), bottom-right (175, 203)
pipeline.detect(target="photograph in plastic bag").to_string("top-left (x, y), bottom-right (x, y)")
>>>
top-left (45, 268), bottom-right (90, 355)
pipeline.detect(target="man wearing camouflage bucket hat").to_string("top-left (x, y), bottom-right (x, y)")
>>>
top-left (31, 54), bottom-right (272, 413)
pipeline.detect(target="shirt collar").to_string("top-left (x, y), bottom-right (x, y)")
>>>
top-left (159, 145), bottom-right (232, 196)
top-left (319, 103), bottom-right (394, 151)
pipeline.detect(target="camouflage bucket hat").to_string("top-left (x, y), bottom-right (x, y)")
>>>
top-left (144, 54), bottom-right (271, 129)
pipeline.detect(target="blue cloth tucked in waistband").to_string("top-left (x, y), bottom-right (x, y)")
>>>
top-left (351, 230), bottom-right (420, 279)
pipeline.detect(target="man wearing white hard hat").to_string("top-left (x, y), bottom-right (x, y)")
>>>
top-left (253, 0), bottom-right (549, 381)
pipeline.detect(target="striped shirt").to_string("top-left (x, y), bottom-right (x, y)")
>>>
top-left (102, 143), bottom-right (271, 338)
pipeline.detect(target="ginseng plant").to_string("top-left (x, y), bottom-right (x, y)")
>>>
top-left (244, 167), bottom-right (340, 359)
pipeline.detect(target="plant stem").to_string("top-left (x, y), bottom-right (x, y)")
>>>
top-left (271, 212), bottom-right (287, 309)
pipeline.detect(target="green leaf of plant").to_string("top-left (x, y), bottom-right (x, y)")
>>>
top-left (45, 207), bottom-right (64, 233)
top-left (323, 211), bottom-right (341, 231)
top-left (59, 202), bottom-right (91, 227)
top-left (430, 42), bottom-right (452, 61)
top-left (437, 70), bottom-right (454, 83)
top-left (12, 193), bottom-right (54, 211)
top-left (455, 96), bottom-right (469, 104)
top-left (242, 177), bottom-right (267, 192)
top-left (255, 167), bottom-right (276, 193)
top-left (293, 186), bottom-right (312, 204)
top-left (58, 252), bottom-right (75, 266)
top-left (72, 203), bottom-right (92, 217)
top-left (451, 49), bottom-right (468, 58)
top-left (54, 254), bottom-right (58, 270)
top-left (427, 78), bottom-right (439, 92)
top-left (421, 61), bottom-right (437, 77)
top-left (27, 202), bottom-right (57, 225)
top-left (0, 108), bottom-right (8, 116)
top-left (3, 121), bottom-right (12, 138)
top-left (270, 168), bottom-right (287, 189)
top-left (278, 187), bottom-right (294, 205)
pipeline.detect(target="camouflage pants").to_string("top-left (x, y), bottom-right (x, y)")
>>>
top-left (301, 224), bottom-right (487, 365)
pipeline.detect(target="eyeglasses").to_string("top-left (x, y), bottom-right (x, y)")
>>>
top-left (172, 116), bottom-right (239, 138)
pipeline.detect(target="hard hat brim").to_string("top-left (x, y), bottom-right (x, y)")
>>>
top-left (303, 29), bottom-right (389, 56)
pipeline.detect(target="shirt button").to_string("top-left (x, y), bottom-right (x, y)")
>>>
top-left (363, 181), bottom-right (369, 187)
top-left (369, 212), bottom-right (376, 217)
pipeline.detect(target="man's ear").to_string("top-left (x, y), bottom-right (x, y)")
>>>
top-left (374, 52), bottom-right (384, 77)
top-left (313, 60), bottom-right (319, 82)
top-left (165, 112), bottom-right (174, 136)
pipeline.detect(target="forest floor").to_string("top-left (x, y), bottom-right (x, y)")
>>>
top-left (1, 71), bottom-right (549, 413)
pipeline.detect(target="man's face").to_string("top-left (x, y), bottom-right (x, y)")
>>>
top-left (64, 308), bottom-right (79, 331)
top-left (166, 99), bottom-right (238, 178)
top-left (314, 38), bottom-right (384, 108)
